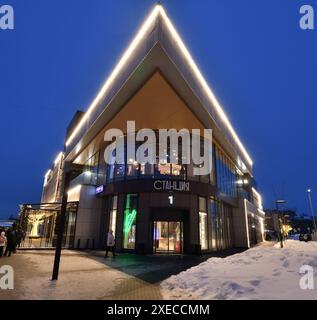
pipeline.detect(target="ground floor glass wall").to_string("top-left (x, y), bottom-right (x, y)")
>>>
top-left (248, 213), bottom-right (262, 245)
top-left (123, 193), bottom-right (138, 249)
top-left (108, 196), bottom-right (118, 236)
top-left (199, 197), bottom-right (208, 250)
top-left (19, 202), bottom-right (78, 248)
top-left (106, 193), bottom-right (233, 254)
top-left (153, 221), bottom-right (183, 253)
top-left (207, 197), bottom-right (233, 251)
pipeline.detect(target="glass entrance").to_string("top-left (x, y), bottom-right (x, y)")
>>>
top-left (153, 221), bottom-right (183, 253)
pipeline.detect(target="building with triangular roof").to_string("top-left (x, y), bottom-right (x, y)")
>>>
top-left (23, 4), bottom-right (264, 253)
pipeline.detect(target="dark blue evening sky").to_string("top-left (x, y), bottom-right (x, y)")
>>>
top-left (0, 0), bottom-right (316, 219)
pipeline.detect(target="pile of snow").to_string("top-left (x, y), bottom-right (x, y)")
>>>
top-left (161, 240), bottom-right (317, 300)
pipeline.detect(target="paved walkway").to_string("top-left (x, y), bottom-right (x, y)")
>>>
top-left (88, 248), bottom-right (245, 283)
top-left (0, 248), bottom-right (244, 300)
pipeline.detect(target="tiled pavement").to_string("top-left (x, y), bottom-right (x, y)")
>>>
top-left (94, 249), bottom-right (246, 299)
top-left (0, 248), bottom-right (245, 300)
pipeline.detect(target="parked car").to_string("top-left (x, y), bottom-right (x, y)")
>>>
top-left (299, 234), bottom-right (312, 242)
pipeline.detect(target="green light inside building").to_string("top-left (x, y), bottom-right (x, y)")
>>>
top-left (123, 194), bottom-right (138, 249)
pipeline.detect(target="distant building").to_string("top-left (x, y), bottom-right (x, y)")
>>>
top-left (264, 209), bottom-right (315, 235)
top-left (264, 209), bottom-right (296, 232)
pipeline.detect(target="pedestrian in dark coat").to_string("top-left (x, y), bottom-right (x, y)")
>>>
top-left (16, 228), bottom-right (23, 248)
top-left (4, 229), bottom-right (16, 257)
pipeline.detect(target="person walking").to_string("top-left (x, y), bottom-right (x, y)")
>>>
top-left (105, 230), bottom-right (116, 257)
top-left (16, 228), bottom-right (23, 248)
top-left (4, 229), bottom-right (16, 257)
top-left (0, 231), bottom-right (7, 257)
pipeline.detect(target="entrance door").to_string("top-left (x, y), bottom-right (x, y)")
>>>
top-left (153, 221), bottom-right (183, 253)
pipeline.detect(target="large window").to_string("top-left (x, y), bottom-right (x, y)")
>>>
top-left (96, 133), bottom-right (218, 185)
top-left (126, 160), bottom-right (139, 178)
top-left (215, 145), bottom-right (237, 198)
top-left (208, 198), bottom-right (217, 250)
top-left (114, 164), bottom-right (125, 180)
top-left (108, 195), bottom-right (118, 237)
top-left (123, 193), bottom-right (138, 249)
top-left (84, 152), bottom-right (99, 185)
top-left (199, 197), bottom-right (208, 250)
top-left (140, 163), bottom-right (154, 177)
top-left (208, 197), bottom-right (233, 251)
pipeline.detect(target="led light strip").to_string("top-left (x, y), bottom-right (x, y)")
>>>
top-left (252, 187), bottom-right (263, 210)
top-left (158, 6), bottom-right (252, 166)
top-left (44, 169), bottom-right (52, 186)
top-left (244, 199), bottom-right (250, 248)
top-left (65, 4), bottom-right (253, 166)
top-left (65, 6), bottom-right (161, 148)
top-left (54, 152), bottom-right (63, 166)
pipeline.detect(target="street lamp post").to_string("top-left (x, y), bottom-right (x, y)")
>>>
top-left (307, 189), bottom-right (317, 234)
top-left (52, 169), bottom-right (71, 281)
top-left (275, 199), bottom-right (286, 248)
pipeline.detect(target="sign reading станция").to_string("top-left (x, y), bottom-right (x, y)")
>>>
top-left (154, 180), bottom-right (190, 192)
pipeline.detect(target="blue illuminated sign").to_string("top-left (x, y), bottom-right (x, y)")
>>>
top-left (95, 185), bottom-right (104, 194)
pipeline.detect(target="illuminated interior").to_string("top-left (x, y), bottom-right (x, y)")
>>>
top-left (153, 221), bottom-right (183, 253)
top-left (123, 194), bottom-right (138, 249)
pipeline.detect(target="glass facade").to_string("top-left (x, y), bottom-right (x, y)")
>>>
top-left (248, 213), bottom-right (262, 245)
top-left (105, 193), bottom-right (234, 253)
top-left (108, 195), bottom-right (118, 236)
top-left (94, 135), bottom-right (217, 186)
top-left (77, 133), bottom-right (243, 206)
top-left (199, 197), bottom-right (208, 250)
top-left (19, 202), bottom-right (78, 249)
top-left (83, 152), bottom-right (99, 185)
top-left (208, 197), bottom-right (233, 251)
top-left (214, 145), bottom-right (237, 198)
top-left (153, 221), bottom-right (183, 253)
top-left (78, 137), bottom-right (245, 254)
top-left (123, 193), bottom-right (138, 249)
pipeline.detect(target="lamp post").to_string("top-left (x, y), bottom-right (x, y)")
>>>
top-left (52, 169), bottom-right (71, 281)
top-left (307, 189), bottom-right (317, 234)
top-left (275, 199), bottom-right (286, 248)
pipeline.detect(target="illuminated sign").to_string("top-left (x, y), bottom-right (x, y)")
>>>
top-left (123, 209), bottom-right (137, 233)
top-left (95, 185), bottom-right (104, 194)
top-left (153, 180), bottom-right (190, 192)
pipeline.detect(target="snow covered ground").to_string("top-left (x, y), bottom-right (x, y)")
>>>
top-left (161, 240), bottom-right (317, 300)
top-left (0, 250), bottom-right (161, 300)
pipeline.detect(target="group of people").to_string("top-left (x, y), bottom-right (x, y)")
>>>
top-left (0, 228), bottom-right (25, 257)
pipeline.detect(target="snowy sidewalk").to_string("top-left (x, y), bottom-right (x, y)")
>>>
top-left (2, 241), bottom-right (316, 300)
top-left (161, 240), bottom-right (317, 300)
top-left (0, 250), bottom-right (162, 300)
